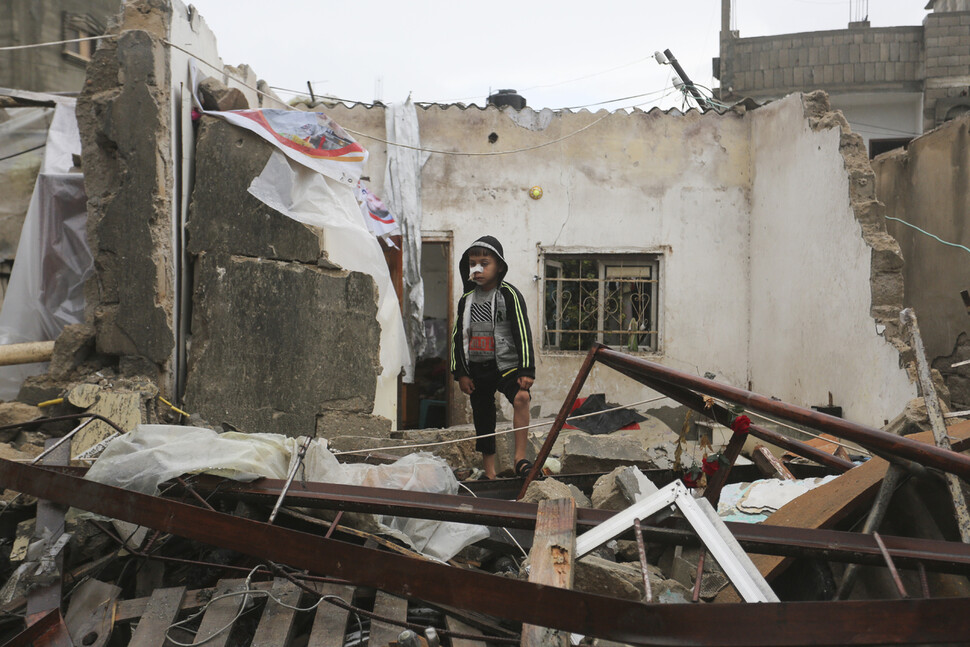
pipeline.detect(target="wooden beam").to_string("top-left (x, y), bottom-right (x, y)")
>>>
top-left (521, 498), bottom-right (577, 647)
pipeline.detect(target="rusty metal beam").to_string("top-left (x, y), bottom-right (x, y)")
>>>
top-left (605, 360), bottom-right (855, 472)
top-left (594, 346), bottom-right (970, 479)
top-left (6, 460), bottom-right (970, 645)
top-left (179, 475), bottom-right (970, 574)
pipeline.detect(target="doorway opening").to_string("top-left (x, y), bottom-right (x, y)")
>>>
top-left (400, 238), bottom-right (452, 429)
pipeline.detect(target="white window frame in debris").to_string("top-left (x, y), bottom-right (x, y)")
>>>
top-left (541, 251), bottom-right (661, 353)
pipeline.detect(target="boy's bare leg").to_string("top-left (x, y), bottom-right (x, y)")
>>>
top-left (512, 390), bottom-right (531, 465)
top-left (483, 453), bottom-right (497, 479)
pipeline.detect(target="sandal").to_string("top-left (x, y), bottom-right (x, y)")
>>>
top-left (515, 459), bottom-right (534, 479)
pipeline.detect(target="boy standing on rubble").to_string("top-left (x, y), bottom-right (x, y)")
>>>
top-left (451, 235), bottom-right (536, 480)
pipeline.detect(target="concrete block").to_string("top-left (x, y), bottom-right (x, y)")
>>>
top-left (834, 65), bottom-right (844, 84)
top-left (187, 117), bottom-right (325, 263)
top-left (823, 65), bottom-right (834, 84)
top-left (184, 253), bottom-right (381, 437)
top-left (77, 29), bottom-right (175, 368)
top-left (560, 434), bottom-right (659, 474)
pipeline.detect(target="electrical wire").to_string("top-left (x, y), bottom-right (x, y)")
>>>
top-left (0, 35), bottom-right (111, 51)
top-left (885, 215), bottom-right (970, 256)
top-left (0, 143), bottom-right (46, 163)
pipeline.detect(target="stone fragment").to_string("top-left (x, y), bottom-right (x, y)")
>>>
top-left (560, 433), bottom-right (658, 474)
top-left (197, 77), bottom-right (250, 111)
top-left (574, 554), bottom-right (672, 602)
top-left (49, 324), bottom-right (97, 380)
top-left (591, 466), bottom-right (659, 510)
top-left (520, 478), bottom-right (575, 504)
top-left (317, 410), bottom-right (391, 440)
top-left (390, 427), bottom-right (479, 470)
top-left (568, 484), bottom-right (592, 508)
top-left (0, 402), bottom-right (42, 443)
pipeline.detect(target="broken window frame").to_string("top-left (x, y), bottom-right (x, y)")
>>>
top-left (61, 12), bottom-right (103, 64)
top-left (540, 249), bottom-right (661, 353)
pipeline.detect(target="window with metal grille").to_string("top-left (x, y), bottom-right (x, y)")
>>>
top-left (542, 254), bottom-right (660, 352)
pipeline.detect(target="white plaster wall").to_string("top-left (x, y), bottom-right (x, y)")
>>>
top-left (413, 107), bottom-right (753, 418)
top-left (748, 95), bottom-right (916, 426)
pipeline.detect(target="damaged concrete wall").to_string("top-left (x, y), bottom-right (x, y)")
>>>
top-left (328, 92), bottom-right (916, 429)
top-left (68, 0), bottom-right (390, 439)
top-left (184, 118), bottom-right (385, 438)
top-left (76, 15), bottom-right (176, 382)
top-left (872, 114), bottom-right (970, 408)
top-left (748, 92), bottom-right (916, 425)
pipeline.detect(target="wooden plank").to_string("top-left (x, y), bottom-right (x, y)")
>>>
top-left (114, 579), bottom-right (273, 623)
top-left (250, 578), bottom-right (303, 647)
top-left (446, 615), bottom-right (486, 647)
top-left (191, 579), bottom-right (252, 647)
top-left (369, 590), bottom-right (408, 647)
top-left (307, 583), bottom-right (355, 647)
top-left (521, 498), bottom-right (577, 647)
top-left (752, 445), bottom-right (796, 480)
top-left (716, 422), bottom-right (970, 603)
top-left (128, 586), bottom-right (187, 647)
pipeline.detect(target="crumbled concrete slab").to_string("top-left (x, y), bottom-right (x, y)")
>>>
top-left (0, 403), bottom-right (42, 442)
top-left (574, 555), bottom-right (687, 603)
top-left (197, 77), bottom-right (249, 111)
top-left (187, 117), bottom-right (326, 263)
top-left (49, 324), bottom-right (98, 380)
top-left (591, 466), bottom-right (660, 511)
top-left (560, 433), bottom-right (659, 474)
top-left (521, 478), bottom-right (575, 504)
top-left (317, 410), bottom-right (391, 439)
top-left (184, 253), bottom-right (382, 438)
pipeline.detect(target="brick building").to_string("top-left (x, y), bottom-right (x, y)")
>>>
top-left (715, 0), bottom-right (970, 156)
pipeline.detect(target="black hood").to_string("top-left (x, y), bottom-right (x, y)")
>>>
top-left (459, 235), bottom-right (509, 292)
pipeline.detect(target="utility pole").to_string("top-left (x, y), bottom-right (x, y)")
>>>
top-left (663, 49), bottom-right (709, 113)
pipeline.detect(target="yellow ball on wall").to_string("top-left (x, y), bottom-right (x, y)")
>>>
top-left (529, 186), bottom-right (543, 200)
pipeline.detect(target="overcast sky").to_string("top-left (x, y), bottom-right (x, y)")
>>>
top-left (184, 1), bottom-right (930, 112)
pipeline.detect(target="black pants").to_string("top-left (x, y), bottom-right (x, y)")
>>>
top-left (468, 361), bottom-right (524, 455)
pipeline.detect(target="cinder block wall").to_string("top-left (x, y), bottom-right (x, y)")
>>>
top-left (923, 10), bottom-right (970, 130)
top-left (720, 26), bottom-right (923, 100)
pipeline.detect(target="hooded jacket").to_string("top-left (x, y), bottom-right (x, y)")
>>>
top-left (451, 235), bottom-right (535, 381)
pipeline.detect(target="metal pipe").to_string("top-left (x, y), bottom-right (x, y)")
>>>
top-left (692, 548), bottom-right (707, 603)
top-left (268, 436), bottom-right (312, 524)
top-left (594, 345), bottom-right (970, 479)
top-left (633, 519), bottom-right (653, 603)
top-left (874, 532), bottom-right (909, 599)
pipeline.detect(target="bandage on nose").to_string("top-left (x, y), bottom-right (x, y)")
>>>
top-left (469, 263), bottom-right (485, 279)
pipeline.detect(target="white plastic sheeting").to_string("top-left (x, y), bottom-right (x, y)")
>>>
top-left (248, 150), bottom-right (410, 420)
top-left (384, 100), bottom-right (429, 382)
top-left (0, 106), bottom-right (54, 260)
top-left (85, 425), bottom-right (488, 561)
top-left (0, 100), bottom-right (91, 400)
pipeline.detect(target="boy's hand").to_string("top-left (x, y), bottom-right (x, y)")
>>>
top-left (517, 375), bottom-right (534, 391)
top-left (459, 376), bottom-right (475, 394)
